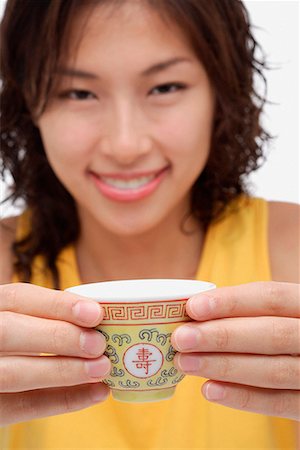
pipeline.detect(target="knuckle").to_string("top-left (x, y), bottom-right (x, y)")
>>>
top-left (51, 322), bottom-right (70, 354)
top-left (0, 314), bottom-right (5, 352)
top-left (267, 358), bottom-right (293, 388)
top-left (0, 311), bottom-right (14, 351)
top-left (208, 294), bottom-right (223, 315)
top-left (270, 319), bottom-right (292, 353)
top-left (18, 391), bottom-right (36, 421)
top-left (261, 281), bottom-right (282, 314)
top-left (223, 293), bottom-right (239, 316)
top-left (49, 290), bottom-right (67, 320)
top-left (0, 393), bottom-right (24, 426)
top-left (214, 326), bottom-right (230, 350)
top-left (218, 355), bottom-right (233, 379)
top-left (50, 299), bottom-right (62, 322)
top-left (62, 388), bottom-right (76, 413)
top-left (55, 358), bottom-right (71, 385)
top-left (208, 292), bottom-right (239, 316)
top-left (0, 283), bottom-right (20, 310)
top-left (272, 392), bottom-right (293, 417)
top-left (0, 401), bottom-right (6, 426)
top-left (236, 387), bottom-right (252, 409)
top-left (293, 358), bottom-right (300, 389)
top-left (0, 360), bottom-right (16, 391)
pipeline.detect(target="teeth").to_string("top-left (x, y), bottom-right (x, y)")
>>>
top-left (101, 174), bottom-right (156, 190)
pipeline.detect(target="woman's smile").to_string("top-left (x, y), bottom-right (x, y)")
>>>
top-left (89, 166), bottom-right (170, 202)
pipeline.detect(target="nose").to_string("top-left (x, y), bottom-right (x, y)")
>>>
top-left (101, 100), bottom-right (152, 165)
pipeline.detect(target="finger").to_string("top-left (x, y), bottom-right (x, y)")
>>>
top-left (0, 383), bottom-right (110, 426)
top-left (171, 316), bottom-right (300, 354)
top-left (1, 352), bottom-right (41, 356)
top-left (0, 355), bottom-right (112, 392)
top-left (186, 282), bottom-right (300, 321)
top-left (0, 283), bottom-right (103, 327)
top-left (201, 381), bottom-right (300, 421)
top-left (0, 312), bottom-right (106, 358)
top-left (174, 353), bottom-right (300, 389)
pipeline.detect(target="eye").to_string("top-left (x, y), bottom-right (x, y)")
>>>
top-left (58, 89), bottom-right (96, 100)
top-left (150, 83), bottom-right (187, 96)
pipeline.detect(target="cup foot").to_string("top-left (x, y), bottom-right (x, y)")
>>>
top-left (112, 387), bottom-right (176, 403)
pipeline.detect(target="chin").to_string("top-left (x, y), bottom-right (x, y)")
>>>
top-left (95, 210), bottom-right (166, 238)
top-left (104, 220), bottom-right (159, 238)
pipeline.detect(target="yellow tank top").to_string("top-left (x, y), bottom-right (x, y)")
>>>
top-left (2, 196), bottom-right (296, 449)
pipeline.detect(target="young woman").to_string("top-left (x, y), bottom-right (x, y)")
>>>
top-left (0, 0), bottom-right (299, 449)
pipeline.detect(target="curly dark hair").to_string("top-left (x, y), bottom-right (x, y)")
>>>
top-left (0, 0), bottom-right (270, 288)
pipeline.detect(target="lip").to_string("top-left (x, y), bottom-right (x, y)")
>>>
top-left (89, 166), bottom-right (170, 202)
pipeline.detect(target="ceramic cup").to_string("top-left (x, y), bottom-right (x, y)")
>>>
top-left (67, 279), bottom-right (215, 403)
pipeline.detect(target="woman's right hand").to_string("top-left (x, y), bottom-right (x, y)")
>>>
top-left (0, 283), bottom-right (111, 426)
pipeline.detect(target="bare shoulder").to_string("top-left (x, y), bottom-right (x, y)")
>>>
top-left (268, 201), bottom-right (300, 283)
top-left (0, 216), bottom-right (18, 284)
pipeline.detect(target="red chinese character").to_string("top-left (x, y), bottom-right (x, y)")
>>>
top-left (132, 347), bottom-right (156, 375)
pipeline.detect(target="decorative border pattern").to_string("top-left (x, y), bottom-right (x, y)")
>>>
top-left (99, 322), bottom-right (186, 393)
top-left (102, 299), bottom-right (189, 324)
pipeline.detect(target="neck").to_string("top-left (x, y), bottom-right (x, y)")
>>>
top-left (75, 207), bottom-right (205, 283)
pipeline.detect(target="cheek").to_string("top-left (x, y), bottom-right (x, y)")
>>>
top-left (38, 114), bottom-right (97, 169)
top-left (161, 102), bottom-right (214, 166)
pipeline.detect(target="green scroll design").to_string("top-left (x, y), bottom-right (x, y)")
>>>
top-left (166, 344), bottom-right (176, 361)
top-left (112, 334), bottom-right (131, 346)
top-left (161, 367), bottom-right (178, 377)
top-left (111, 367), bottom-right (125, 377)
top-left (119, 380), bottom-right (140, 389)
top-left (105, 344), bottom-right (119, 364)
top-left (139, 328), bottom-right (172, 346)
top-left (98, 330), bottom-right (109, 342)
top-left (147, 377), bottom-right (168, 387)
top-left (103, 379), bottom-right (115, 388)
top-left (172, 374), bottom-right (185, 384)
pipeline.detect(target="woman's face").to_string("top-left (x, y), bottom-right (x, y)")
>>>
top-left (37, 2), bottom-right (215, 236)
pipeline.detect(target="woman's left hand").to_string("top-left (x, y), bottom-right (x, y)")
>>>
top-left (171, 282), bottom-right (300, 420)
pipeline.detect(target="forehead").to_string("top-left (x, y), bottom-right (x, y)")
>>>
top-left (65, 1), bottom-right (196, 68)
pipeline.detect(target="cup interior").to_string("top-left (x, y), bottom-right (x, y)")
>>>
top-left (66, 278), bottom-right (215, 302)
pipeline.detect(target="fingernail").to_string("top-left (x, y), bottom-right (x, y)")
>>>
top-left (89, 384), bottom-right (110, 402)
top-left (173, 326), bottom-right (200, 351)
top-left (73, 301), bottom-right (102, 324)
top-left (188, 295), bottom-right (212, 318)
top-left (177, 354), bottom-right (201, 373)
top-left (85, 358), bottom-right (111, 378)
top-left (204, 382), bottom-right (226, 401)
top-left (80, 331), bottom-right (106, 356)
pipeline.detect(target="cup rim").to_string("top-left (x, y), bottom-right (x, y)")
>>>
top-left (66, 278), bottom-right (216, 302)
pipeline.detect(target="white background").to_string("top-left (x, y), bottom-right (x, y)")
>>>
top-left (0, 0), bottom-right (299, 218)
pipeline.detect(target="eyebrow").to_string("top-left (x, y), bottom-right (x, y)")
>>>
top-left (56, 57), bottom-right (193, 79)
top-left (141, 57), bottom-right (193, 76)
